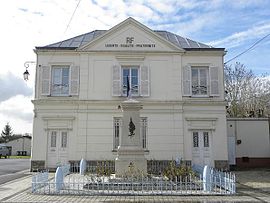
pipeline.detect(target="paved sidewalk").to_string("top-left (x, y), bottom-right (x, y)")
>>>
top-left (0, 170), bottom-right (31, 201)
top-left (0, 170), bottom-right (269, 202)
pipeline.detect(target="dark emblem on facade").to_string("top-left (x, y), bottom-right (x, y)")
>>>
top-left (129, 117), bottom-right (135, 137)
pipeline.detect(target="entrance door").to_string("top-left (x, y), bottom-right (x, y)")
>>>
top-left (192, 131), bottom-right (212, 166)
top-left (47, 130), bottom-right (68, 168)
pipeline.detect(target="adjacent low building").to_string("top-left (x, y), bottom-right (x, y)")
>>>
top-left (227, 118), bottom-right (270, 168)
top-left (6, 136), bottom-right (32, 156)
top-left (31, 17), bottom-right (228, 171)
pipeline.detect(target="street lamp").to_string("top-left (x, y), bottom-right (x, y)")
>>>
top-left (23, 61), bottom-right (35, 81)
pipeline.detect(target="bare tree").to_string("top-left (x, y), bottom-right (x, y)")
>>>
top-left (225, 62), bottom-right (270, 117)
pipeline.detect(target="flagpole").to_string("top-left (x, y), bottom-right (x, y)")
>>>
top-left (127, 75), bottom-right (131, 99)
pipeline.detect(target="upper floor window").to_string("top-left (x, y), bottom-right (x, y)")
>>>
top-left (41, 65), bottom-right (79, 96)
top-left (191, 67), bottom-right (208, 96)
top-left (122, 66), bottom-right (139, 96)
top-left (51, 66), bottom-right (70, 96)
top-left (112, 65), bottom-right (149, 97)
top-left (183, 65), bottom-right (219, 97)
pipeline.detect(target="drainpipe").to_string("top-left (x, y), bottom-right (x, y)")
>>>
top-left (268, 115), bottom-right (270, 145)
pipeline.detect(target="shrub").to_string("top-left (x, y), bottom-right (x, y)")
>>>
top-left (162, 161), bottom-right (194, 181)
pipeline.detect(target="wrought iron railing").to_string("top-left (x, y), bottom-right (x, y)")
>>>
top-left (32, 162), bottom-right (236, 195)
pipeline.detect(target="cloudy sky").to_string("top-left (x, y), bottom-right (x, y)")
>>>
top-left (0, 0), bottom-right (269, 134)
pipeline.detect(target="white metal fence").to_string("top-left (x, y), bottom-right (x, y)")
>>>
top-left (32, 170), bottom-right (49, 193)
top-left (192, 164), bottom-right (236, 194)
top-left (32, 163), bottom-right (236, 196)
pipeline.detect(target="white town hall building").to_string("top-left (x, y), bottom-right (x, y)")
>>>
top-left (31, 18), bottom-right (228, 171)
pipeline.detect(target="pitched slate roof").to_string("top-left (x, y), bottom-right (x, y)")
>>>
top-left (36, 30), bottom-right (222, 50)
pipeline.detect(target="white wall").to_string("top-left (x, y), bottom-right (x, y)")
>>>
top-left (36, 51), bottom-right (224, 102)
top-left (227, 118), bottom-right (270, 158)
top-left (7, 137), bottom-right (31, 156)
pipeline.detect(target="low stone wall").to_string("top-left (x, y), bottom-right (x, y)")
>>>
top-left (31, 160), bottom-right (45, 172)
top-left (215, 160), bottom-right (229, 170)
top-left (31, 159), bottom-right (227, 172)
top-left (69, 160), bottom-right (193, 175)
top-left (236, 157), bottom-right (270, 168)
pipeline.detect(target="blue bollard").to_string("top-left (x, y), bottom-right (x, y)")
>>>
top-left (55, 167), bottom-right (64, 192)
top-left (203, 165), bottom-right (212, 192)
top-left (175, 157), bottom-right (181, 167)
top-left (80, 158), bottom-right (86, 175)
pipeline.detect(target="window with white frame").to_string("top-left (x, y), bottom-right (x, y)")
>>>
top-left (113, 117), bottom-right (148, 149)
top-left (112, 65), bottom-right (149, 97)
top-left (122, 66), bottom-right (139, 96)
top-left (193, 132), bottom-right (199, 148)
top-left (183, 65), bottom-right (219, 97)
top-left (141, 118), bottom-right (147, 149)
top-left (113, 118), bottom-right (121, 149)
top-left (51, 66), bottom-right (70, 96)
top-left (51, 131), bottom-right (57, 148)
top-left (191, 67), bottom-right (208, 96)
top-left (41, 65), bottom-right (79, 96)
top-left (203, 132), bottom-right (209, 147)
top-left (61, 132), bottom-right (68, 148)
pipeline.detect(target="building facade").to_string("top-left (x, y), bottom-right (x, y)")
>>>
top-left (31, 18), bottom-right (228, 171)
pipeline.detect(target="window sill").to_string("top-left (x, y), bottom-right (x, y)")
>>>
top-left (120, 95), bottom-right (140, 97)
top-left (112, 149), bottom-right (149, 153)
top-left (46, 95), bottom-right (80, 98)
top-left (49, 95), bottom-right (71, 97)
top-left (190, 95), bottom-right (210, 98)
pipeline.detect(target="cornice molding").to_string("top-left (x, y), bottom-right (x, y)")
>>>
top-left (32, 99), bottom-right (226, 106)
top-left (185, 117), bottom-right (218, 121)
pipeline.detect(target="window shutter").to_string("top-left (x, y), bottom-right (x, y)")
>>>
top-left (210, 66), bottom-right (219, 96)
top-left (41, 66), bottom-right (51, 95)
top-left (182, 65), bottom-right (191, 96)
top-left (70, 65), bottom-right (80, 96)
top-left (112, 65), bottom-right (121, 96)
top-left (140, 65), bottom-right (150, 97)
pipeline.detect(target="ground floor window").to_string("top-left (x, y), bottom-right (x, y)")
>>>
top-left (61, 132), bottom-right (68, 148)
top-left (51, 131), bottom-right (57, 147)
top-left (113, 118), bottom-right (121, 149)
top-left (113, 117), bottom-right (148, 149)
top-left (141, 118), bottom-right (147, 149)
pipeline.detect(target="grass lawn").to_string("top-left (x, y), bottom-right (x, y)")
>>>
top-left (8, 155), bottom-right (31, 159)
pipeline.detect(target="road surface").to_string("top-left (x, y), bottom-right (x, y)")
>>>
top-left (0, 158), bottom-right (30, 185)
